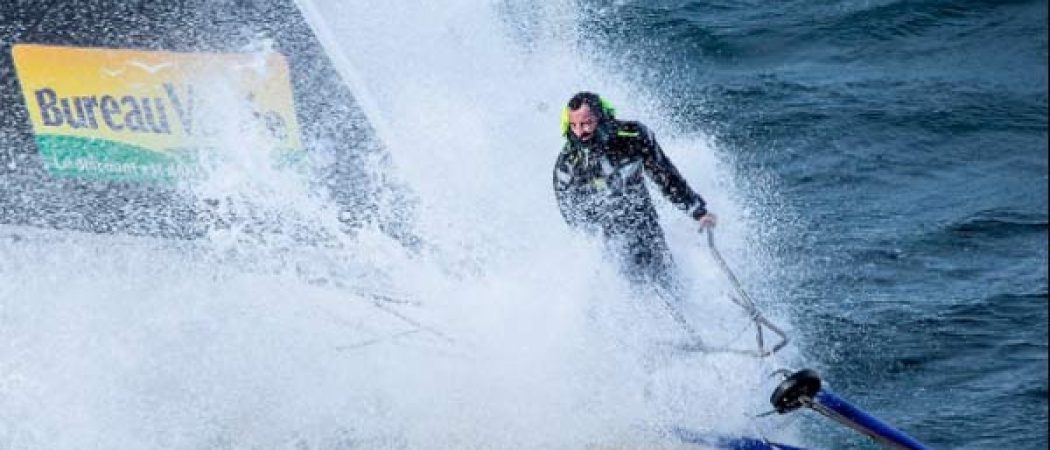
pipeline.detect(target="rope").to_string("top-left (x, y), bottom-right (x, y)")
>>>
top-left (695, 227), bottom-right (790, 357)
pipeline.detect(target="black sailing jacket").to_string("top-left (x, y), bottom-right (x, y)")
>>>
top-left (553, 120), bottom-right (707, 239)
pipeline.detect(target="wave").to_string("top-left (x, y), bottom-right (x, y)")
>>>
top-left (948, 209), bottom-right (1049, 238)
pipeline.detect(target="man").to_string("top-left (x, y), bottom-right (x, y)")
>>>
top-left (553, 92), bottom-right (716, 291)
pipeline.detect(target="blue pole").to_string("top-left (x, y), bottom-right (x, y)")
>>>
top-left (769, 369), bottom-right (932, 450)
top-left (810, 389), bottom-right (932, 450)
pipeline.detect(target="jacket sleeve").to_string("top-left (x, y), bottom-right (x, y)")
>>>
top-left (638, 126), bottom-right (708, 219)
top-left (553, 146), bottom-right (580, 227)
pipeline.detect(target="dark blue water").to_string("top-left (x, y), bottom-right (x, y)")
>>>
top-left (586, 1), bottom-right (1047, 448)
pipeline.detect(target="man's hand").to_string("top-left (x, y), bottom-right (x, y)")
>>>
top-left (698, 212), bottom-right (717, 229)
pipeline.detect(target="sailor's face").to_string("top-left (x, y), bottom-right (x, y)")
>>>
top-left (568, 104), bottom-right (599, 142)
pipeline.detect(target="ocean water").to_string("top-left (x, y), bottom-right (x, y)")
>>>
top-left (582, 0), bottom-right (1047, 448)
top-left (0, 0), bottom-right (1046, 449)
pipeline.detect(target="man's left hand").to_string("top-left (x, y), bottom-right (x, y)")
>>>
top-left (698, 212), bottom-right (717, 229)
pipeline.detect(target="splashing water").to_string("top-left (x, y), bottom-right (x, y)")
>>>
top-left (0, 1), bottom-right (803, 448)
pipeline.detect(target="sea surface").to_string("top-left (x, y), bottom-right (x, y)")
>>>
top-left (587, 0), bottom-right (1048, 448)
top-left (0, 1), bottom-right (1045, 449)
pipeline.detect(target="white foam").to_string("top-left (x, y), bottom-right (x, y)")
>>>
top-left (0, 1), bottom-right (805, 448)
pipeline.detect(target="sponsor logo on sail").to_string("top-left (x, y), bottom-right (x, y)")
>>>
top-left (12, 44), bottom-right (302, 182)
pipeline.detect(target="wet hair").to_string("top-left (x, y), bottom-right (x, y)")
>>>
top-left (567, 91), bottom-right (615, 121)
